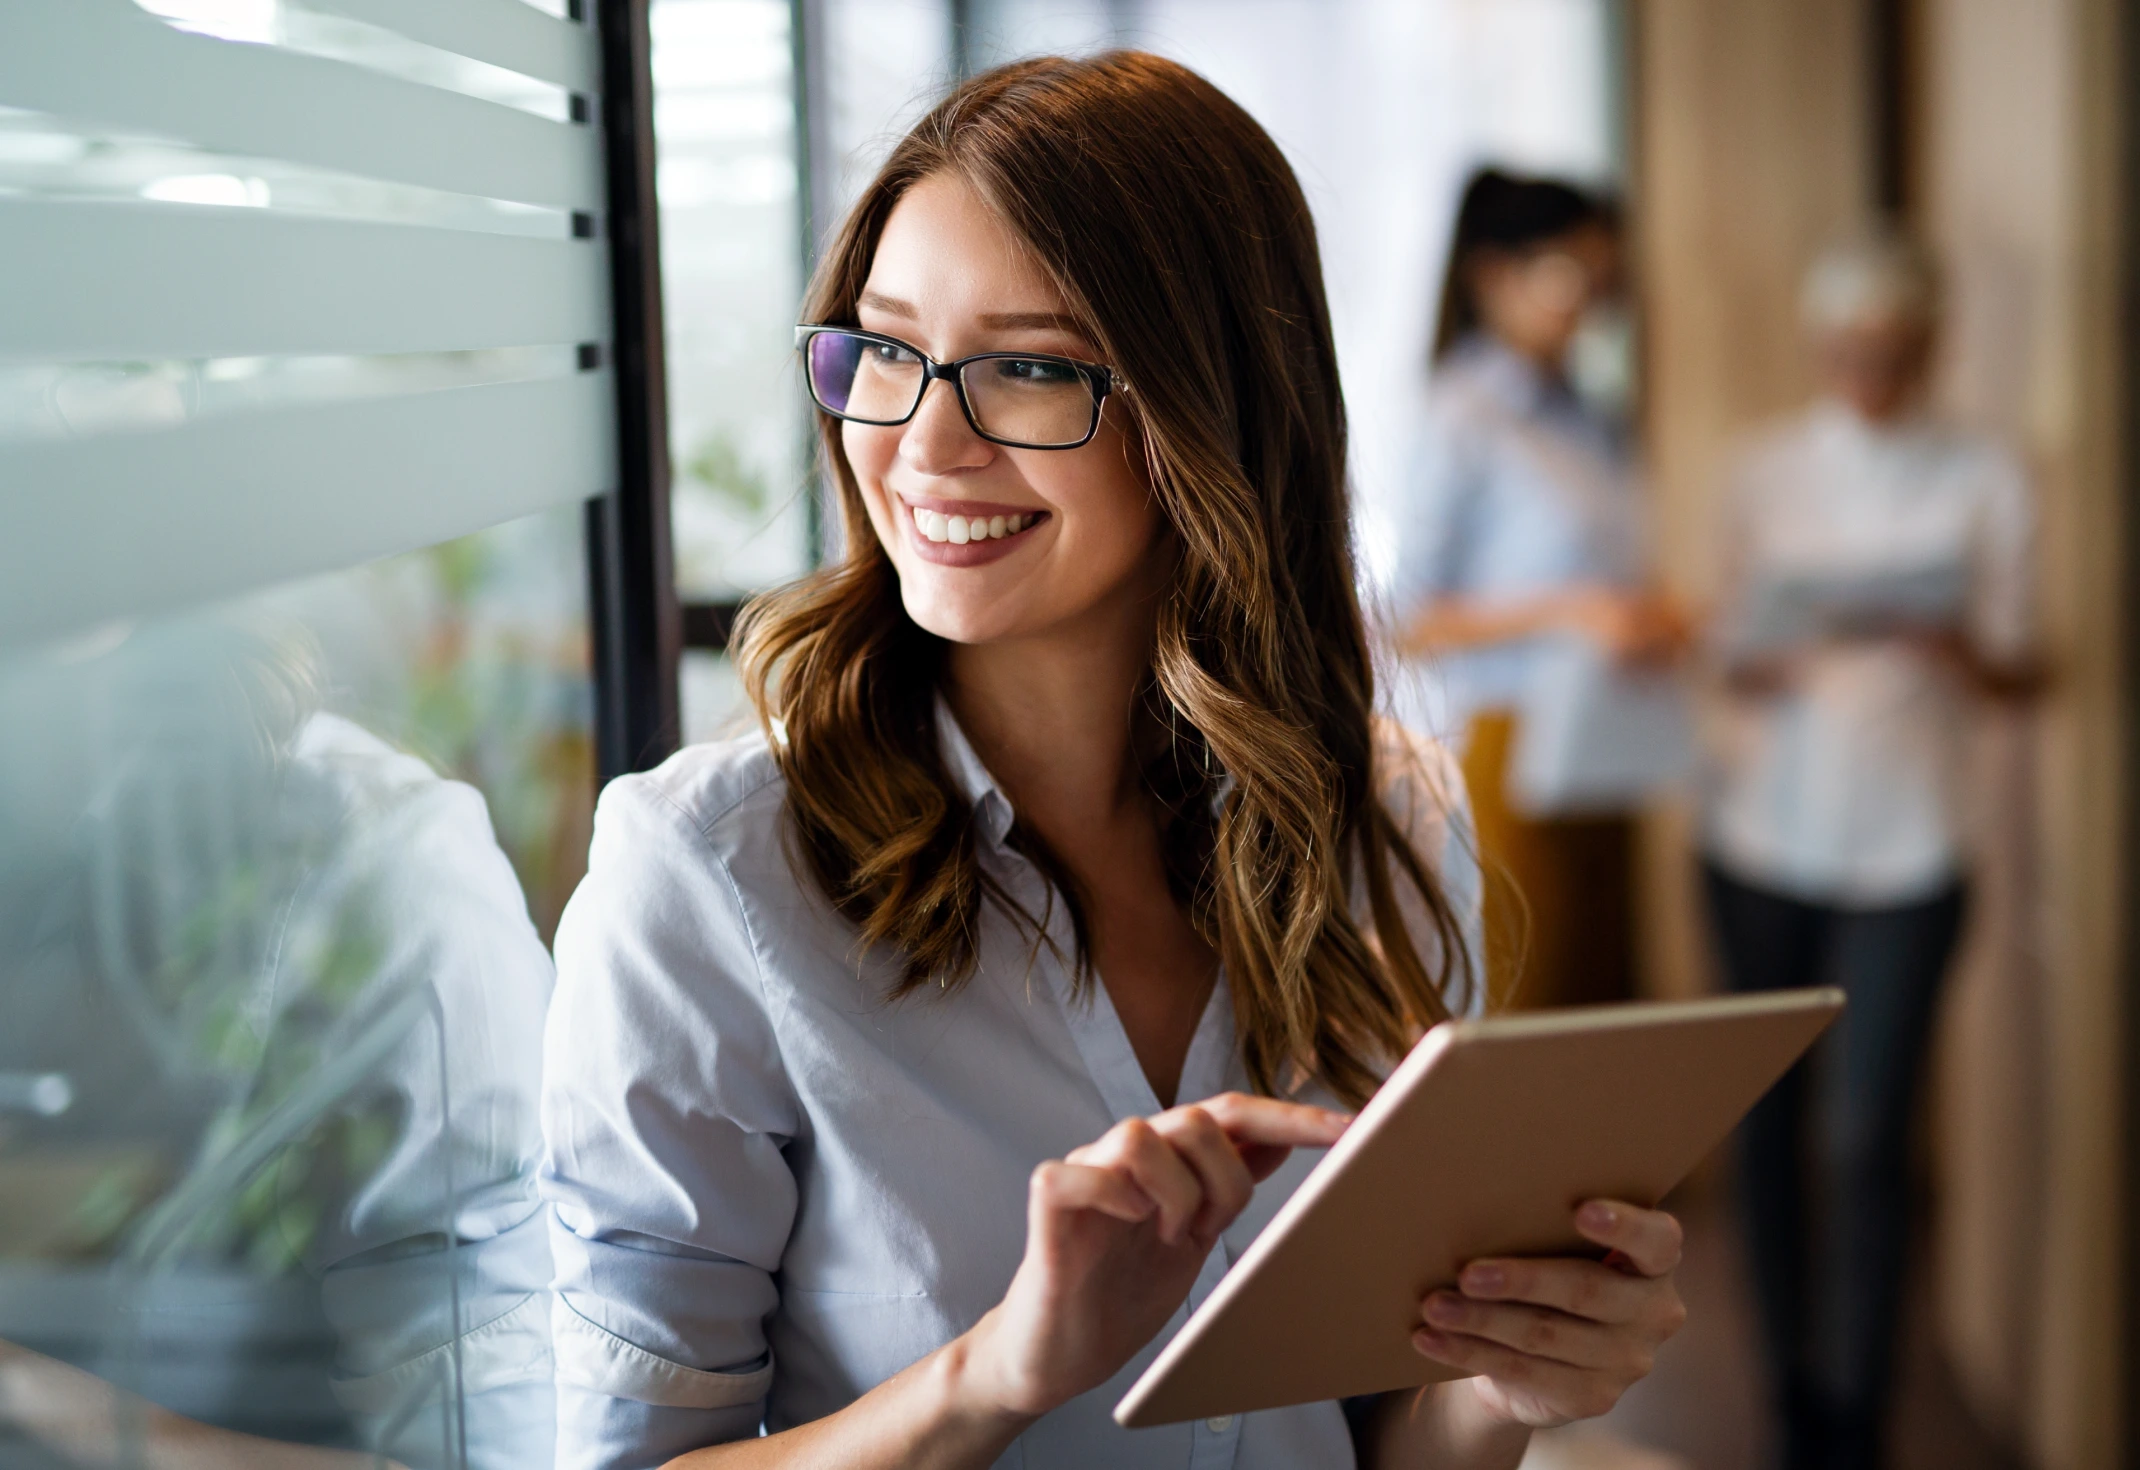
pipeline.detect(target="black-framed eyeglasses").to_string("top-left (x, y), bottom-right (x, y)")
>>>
top-left (795, 325), bottom-right (1120, 450)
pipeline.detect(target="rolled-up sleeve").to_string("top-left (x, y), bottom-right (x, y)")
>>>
top-left (540, 775), bottom-right (800, 1470)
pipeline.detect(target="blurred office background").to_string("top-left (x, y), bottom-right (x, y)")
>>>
top-left (0, 1), bottom-right (2130, 1468)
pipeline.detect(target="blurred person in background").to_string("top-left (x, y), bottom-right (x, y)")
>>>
top-left (1701, 228), bottom-right (2039, 1470)
top-left (1389, 168), bottom-right (1685, 1011)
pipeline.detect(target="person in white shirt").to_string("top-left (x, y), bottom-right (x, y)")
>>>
top-left (540, 53), bottom-right (1688, 1470)
top-left (1390, 170), bottom-right (1686, 1011)
top-left (1701, 229), bottom-right (2039, 1470)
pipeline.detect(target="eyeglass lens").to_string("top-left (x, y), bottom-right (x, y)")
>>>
top-left (804, 331), bottom-right (1096, 447)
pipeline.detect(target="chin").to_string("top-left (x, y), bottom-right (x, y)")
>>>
top-left (898, 582), bottom-right (1029, 648)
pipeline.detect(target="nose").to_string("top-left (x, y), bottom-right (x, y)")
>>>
top-left (899, 374), bottom-right (994, 477)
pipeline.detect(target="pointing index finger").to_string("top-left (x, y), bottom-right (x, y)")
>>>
top-left (1186, 1093), bottom-right (1351, 1147)
top-left (1181, 1094), bottom-right (1351, 1182)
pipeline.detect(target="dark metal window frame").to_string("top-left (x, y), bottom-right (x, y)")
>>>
top-left (590, 0), bottom-right (681, 781)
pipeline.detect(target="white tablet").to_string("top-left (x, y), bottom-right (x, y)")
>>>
top-left (1113, 988), bottom-right (1843, 1428)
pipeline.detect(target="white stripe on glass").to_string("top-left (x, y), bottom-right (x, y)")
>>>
top-left (0, 200), bottom-right (607, 358)
top-left (0, 372), bottom-right (617, 647)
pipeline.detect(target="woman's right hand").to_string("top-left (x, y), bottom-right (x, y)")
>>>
top-left (959, 1093), bottom-right (1351, 1420)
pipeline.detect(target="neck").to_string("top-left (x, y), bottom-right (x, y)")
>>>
top-left (943, 596), bottom-right (1158, 844)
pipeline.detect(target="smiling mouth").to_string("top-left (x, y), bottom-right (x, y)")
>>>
top-left (908, 504), bottom-right (1044, 545)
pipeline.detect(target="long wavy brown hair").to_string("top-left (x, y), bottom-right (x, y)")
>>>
top-left (733, 50), bottom-right (1475, 1106)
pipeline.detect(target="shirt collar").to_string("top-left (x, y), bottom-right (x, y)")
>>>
top-left (932, 696), bottom-right (1233, 848)
top-left (934, 698), bottom-right (1017, 847)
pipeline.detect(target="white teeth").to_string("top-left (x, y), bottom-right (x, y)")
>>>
top-left (910, 506), bottom-right (1039, 544)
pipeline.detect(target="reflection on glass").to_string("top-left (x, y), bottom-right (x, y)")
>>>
top-left (0, 349), bottom-right (582, 446)
top-left (0, 506), bottom-right (590, 1468)
top-left (132, 0), bottom-right (577, 122)
top-left (650, 0), bottom-right (814, 599)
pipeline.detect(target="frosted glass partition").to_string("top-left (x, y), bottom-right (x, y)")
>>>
top-left (0, 3), bottom-right (613, 1453)
top-left (0, 0), bottom-right (616, 649)
top-left (314, 0), bottom-right (606, 94)
top-left (0, 2), bottom-right (602, 207)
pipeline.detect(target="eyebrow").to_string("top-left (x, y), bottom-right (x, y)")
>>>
top-left (978, 310), bottom-right (1087, 333)
top-left (855, 293), bottom-right (1087, 339)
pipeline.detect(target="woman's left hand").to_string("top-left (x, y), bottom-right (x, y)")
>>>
top-left (1410, 1198), bottom-right (1687, 1428)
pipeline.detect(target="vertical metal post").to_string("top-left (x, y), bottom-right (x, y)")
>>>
top-left (791, 0), bottom-right (832, 564)
top-left (590, 0), bottom-right (681, 780)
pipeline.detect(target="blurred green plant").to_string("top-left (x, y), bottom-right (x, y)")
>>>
top-left (682, 429), bottom-right (770, 519)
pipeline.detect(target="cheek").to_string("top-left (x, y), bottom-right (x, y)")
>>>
top-left (842, 421), bottom-right (895, 487)
top-left (1042, 429), bottom-right (1162, 579)
top-left (841, 424), bottom-right (901, 535)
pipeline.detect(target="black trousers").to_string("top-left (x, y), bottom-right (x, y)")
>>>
top-left (1702, 862), bottom-right (1968, 1470)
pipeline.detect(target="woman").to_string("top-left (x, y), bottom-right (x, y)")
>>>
top-left (1703, 230), bottom-right (2037, 1470)
top-left (1390, 169), bottom-right (1683, 1010)
top-left (541, 55), bottom-right (1685, 1470)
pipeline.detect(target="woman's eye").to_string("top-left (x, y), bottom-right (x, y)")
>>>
top-left (996, 357), bottom-right (1078, 386)
top-left (867, 343), bottom-right (918, 366)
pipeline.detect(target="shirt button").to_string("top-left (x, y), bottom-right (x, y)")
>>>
top-left (1205, 1416), bottom-right (1234, 1433)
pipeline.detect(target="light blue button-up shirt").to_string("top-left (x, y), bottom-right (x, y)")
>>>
top-left (1388, 336), bottom-right (1645, 739)
top-left (539, 710), bottom-right (1479, 1470)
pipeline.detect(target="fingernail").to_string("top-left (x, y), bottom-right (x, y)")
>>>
top-left (1412, 1327), bottom-right (1449, 1356)
top-left (1580, 1201), bottom-right (1617, 1231)
top-left (1462, 1264), bottom-right (1506, 1296)
top-left (1424, 1293), bottom-right (1465, 1325)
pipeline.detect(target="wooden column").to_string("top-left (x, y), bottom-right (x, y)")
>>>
top-left (1913, 1), bottom-right (2126, 1463)
top-left (1627, 0), bottom-right (1871, 1006)
top-left (1632, 0), bottom-right (2130, 1462)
